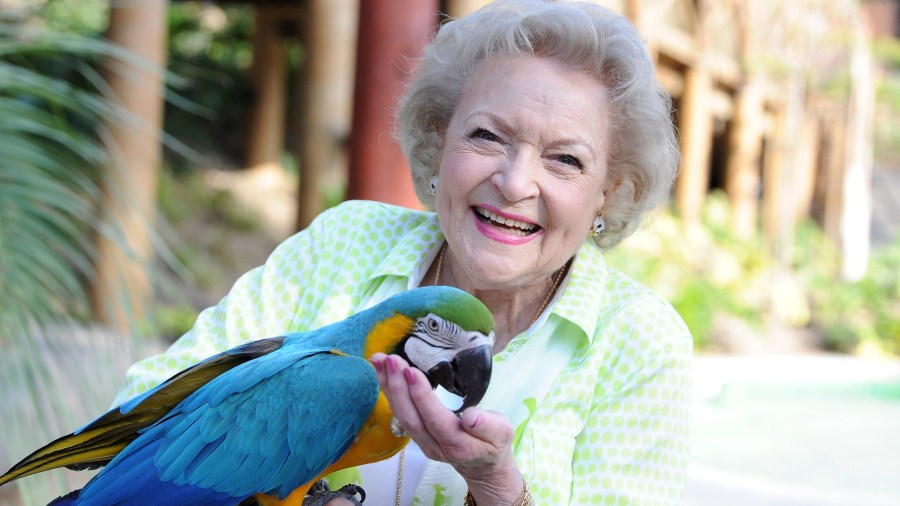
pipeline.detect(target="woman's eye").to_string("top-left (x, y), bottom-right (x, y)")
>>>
top-left (471, 128), bottom-right (499, 142)
top-left (555, 154), bottom-right (583, 168)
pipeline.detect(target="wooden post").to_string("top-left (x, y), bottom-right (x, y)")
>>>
top-left (246, 7), bottom-right (287, 173)
top-left (346, 0), bottom-right (437, 208)
top-left (676, 61), bottom-right (714, 224)
top-left (822, 109), bottom-right (846, 245)
top-left (794, 107), bottom-right (821, 222)
top-left (91, 0), bottom-right (168, 331)
top-left (724, 79), bottom-right (764, 238)
top-left (764, 71), bottom-right (806, 265)
top-left (675, 0), bottom-right (712, 224)
top-left (762, 105), bottom-right (786, 256)
top-left (724, 0), bottom-right (762, 238)
top-left (295, 0), bottom-right (358, 229)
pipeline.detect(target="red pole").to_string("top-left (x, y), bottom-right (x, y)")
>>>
top-left (346, 0), bottom-right (438, 207)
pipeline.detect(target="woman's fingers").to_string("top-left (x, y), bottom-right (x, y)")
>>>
top-left (459, 407), bottom-right (514, 449)
top-left (372, 354), bottom-right (515, 467)
top-left (372, 354), bottom-right (426, 434)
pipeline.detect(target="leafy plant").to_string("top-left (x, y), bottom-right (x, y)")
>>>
top-left (794, 225), bottom-right (900, 354)
top-left (606, 193), bottom-right (771, 350)
top-left (163, 2), bottom-right (256, 171)
top-left (0, 8), bottom-right (171, 504)
top-left (608, 192), bottom-right (898, 356)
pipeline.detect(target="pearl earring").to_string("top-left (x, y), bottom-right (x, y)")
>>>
top-left (590, 215), bottom-right (605, 237)
top-left (428, 175), bottom-right (438, 196)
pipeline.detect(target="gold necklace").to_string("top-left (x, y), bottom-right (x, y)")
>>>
top-left (433, 242), bottom-right (446, 286)
top-left (434, 241), bottom-right (569, 328)
top-left (394, 447), bottom-right (406, 506)
top-left (529, 258), bottom-right (569, 327)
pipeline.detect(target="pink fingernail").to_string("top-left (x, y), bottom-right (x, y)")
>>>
top-left (404, 367), bottom-right (417, 385)
top-left (387, 356), bottom-right (397, 374)
top-left (372, 359), bottom-right (383, 373)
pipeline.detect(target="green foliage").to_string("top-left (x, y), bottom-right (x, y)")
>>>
top-left (0, 5), bottom-right (187, 503)
top-left (153, 167), bottom-right (277, 342)
top-left (164, 3), bottom-right (256, 171)
top-left (873, 38), bottom-right (900, 71)
top-left (606, 193), bottom-right (770, 350)
top-left (607, 192), bottom-right (899, 356)
top-left (873, 38), bottom-right (900, 163)
top-left (0, 26), bottom-right (113, 331)
top-left (0, 13), bottom-right (150, 504)
top-left (41, 0), bottom-right (109, 34)
top-left (794, 225), bottom-right (900, 354)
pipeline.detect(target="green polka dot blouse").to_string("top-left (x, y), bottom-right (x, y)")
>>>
top-left (114, 200), bottom-right (693, 505)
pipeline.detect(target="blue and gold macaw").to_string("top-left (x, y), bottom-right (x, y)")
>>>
top-left (0, 286), bottom-right (495, 505)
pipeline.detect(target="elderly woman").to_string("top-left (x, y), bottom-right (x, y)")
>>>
top-left (115, 0), bottom-right (691, 505)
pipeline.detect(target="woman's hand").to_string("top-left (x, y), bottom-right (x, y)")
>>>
top-left (371, 353), bottom-right (525, 505)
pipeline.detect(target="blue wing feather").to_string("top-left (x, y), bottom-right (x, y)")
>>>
top-left (73, 345), bottom-right (380, 504)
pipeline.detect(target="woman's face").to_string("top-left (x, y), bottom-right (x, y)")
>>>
top-left (435, 54), bottom-right (611, 290)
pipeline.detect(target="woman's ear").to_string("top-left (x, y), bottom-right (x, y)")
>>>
top-left (603, 178), bottom-right (623, 198)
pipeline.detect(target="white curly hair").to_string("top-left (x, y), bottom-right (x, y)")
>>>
top-left (396, 0), bottom-right (680, 249)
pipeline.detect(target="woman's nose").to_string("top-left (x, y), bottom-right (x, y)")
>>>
top-left (491, 150), bottom-right (539, 202)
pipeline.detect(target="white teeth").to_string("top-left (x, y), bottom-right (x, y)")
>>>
top-left (475, 208), bottom-right (536, 231)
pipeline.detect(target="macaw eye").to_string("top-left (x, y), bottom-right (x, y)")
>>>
top-left (427, 318), bottom-right (440, 331)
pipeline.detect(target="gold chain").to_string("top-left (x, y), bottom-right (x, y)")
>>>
top-left (529, 258), bottom-right (570, 327)
top-left (433, 242), bottom-right (446, 286)
top-left (395, 448), bottom-right (406, 506)
top-left (434, 241), bottom-right (569, 327)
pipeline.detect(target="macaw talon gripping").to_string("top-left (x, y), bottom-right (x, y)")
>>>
top-left (427, 344), bottom-right (493, 414)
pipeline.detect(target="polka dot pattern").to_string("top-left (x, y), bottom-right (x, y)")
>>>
top-left (112, 201), bottom-right (693, 506)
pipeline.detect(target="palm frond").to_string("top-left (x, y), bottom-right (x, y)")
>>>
top-left (0, 16), bottom-right (175, 506)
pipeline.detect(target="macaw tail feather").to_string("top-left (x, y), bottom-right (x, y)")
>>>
top-left (0, 423), bottom-right (137, 487)
top-left (0, 337), bottom-right (286, 488)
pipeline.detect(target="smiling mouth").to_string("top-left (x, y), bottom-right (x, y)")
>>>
top-left (473, 207), bottom-right (540, 236)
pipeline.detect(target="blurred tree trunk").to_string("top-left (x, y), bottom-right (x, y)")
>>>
top-left (822, 106), bottom-right (847, 247)
top-left (794, 107), bottom-right (821, 222)
top-left (725, 79), bottom-right (764, 238)
top-left (675, 2), bottom-right (712, 225)
top-left (247, 7), bottom-right (287, 175)
top-left (345, 0), bottom-right (437, 209)
top-left (676, 62), bottom-right (714, 224)
top-left (295, 0), bottom-right (357, 230)
top-left (91, 0), bottom-right (168, 331)
top-left (724, 0), bottom-right (763, 239)
top-left (764, 73), bottom-right (805, 265)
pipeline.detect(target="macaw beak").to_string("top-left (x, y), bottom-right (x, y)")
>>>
top-left (426, 344), bottom-right (493, 415)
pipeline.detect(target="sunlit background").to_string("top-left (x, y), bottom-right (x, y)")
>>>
top-left (1, 0), bottom-right (898, 505)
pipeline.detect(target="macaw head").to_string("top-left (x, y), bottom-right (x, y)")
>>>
top-left (363, 286), bottom-right (495, 413)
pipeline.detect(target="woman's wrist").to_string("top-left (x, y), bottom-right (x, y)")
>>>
top-left (463, 475), bottom-right (532, 506)
top-left (459, 456), bottom-right (527, 506)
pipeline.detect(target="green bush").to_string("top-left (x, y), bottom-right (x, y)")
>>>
top-left (607, 192), bottom-right (899, 356)
top-left (795, 226), bottom-right (900, 354)
top-left (164, 3), bottom-right (257, 171)
top-left (606, 193), bottom-right (770, 350)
